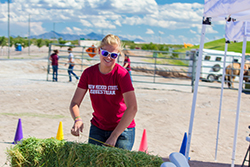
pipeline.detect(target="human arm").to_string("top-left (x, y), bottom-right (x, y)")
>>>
top-left (104, 91), bottom-right (137, 146)
top-left (69, 57), bottom-right (74, 64)
top-left (123, 62), bottom-right (129, 68)
top-left (70, 87), bottom-right (87, 136)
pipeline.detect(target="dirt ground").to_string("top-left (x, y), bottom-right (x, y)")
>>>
top-left (0, 46), bottom-right (250, 167)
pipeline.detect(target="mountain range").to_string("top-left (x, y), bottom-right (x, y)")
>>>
top-left (29, 31), bottom-right (145, 42)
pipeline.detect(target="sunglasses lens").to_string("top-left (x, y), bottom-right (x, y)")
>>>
top-left (101, 50), bottom-right (109, 57)
top-left (111, 53), bottom-right (118, 59)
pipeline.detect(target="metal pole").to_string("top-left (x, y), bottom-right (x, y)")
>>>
top-left (185, 23), bottom-right (207, 160)
top-left (81, 47), bottom-right (84, 72)
top-left (215, 42), bottom-right (229, 160)
top-left (231, 35), bottom-right (247, 167)
top-left (191, 51), bottom-right (196, 93)
top-left (8, 0), bottom-right (10, 59)
top-left (153, 52), bottom-right (157, 83)
top-left (28, 14), bottom-right (30, 56)
top-left (53, 22), bottom-right (55, 39)
top-left (47, 43), bottom-right (52, 81)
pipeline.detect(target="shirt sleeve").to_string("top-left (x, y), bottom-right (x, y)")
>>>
top-left (78, 69), bottom-right (88, 89)
top-left (119, 72), bottom-right (134, 94)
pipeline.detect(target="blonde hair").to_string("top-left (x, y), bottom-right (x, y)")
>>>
top-left (99, 34), bottom-right (121, 52)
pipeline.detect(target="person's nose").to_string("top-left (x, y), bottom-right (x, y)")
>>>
top-left (106, 53), bottom-right (112, 59)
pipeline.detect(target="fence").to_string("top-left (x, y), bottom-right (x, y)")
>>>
top-left (46, 43), bottom-right (250, 92)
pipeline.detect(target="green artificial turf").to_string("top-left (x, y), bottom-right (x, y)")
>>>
top-left (7, 137), bottom-right (164, 167)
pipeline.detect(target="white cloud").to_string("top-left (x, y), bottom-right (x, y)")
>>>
top-left (1, 0), bottom-right (204, 30)
top-left (30, 22), bottom-right (46, 35)
top-left (146, 29), bottom-right (154, 34)
top-left (114, 20), bottom-right (122, 27)
top-left (190, 30), bottom-right (196, 34)
top-left (206, 26), bottom-right (218, 34)
top-left (92, 19), bottom-right (116, 29)
top-left (80, 20), bottom-right (92, 27)
top-left (73, 27), bottom-right (81, 32)
top-left (119, 34), bottom-right (143, 40)
top-left (0, 0), bottom-right (223, 44)
top-left (63, 27), bottom-right (73, 34)
top-left (158, 31), bottom-right (164, 35)
top-left (111, 0), bottom-right (158, 14)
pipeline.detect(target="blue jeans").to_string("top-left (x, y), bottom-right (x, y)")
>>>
top-left (88, 124), bottom-right (135, 150)
top-left (128, 70), bottom-right (132, 82)
top-left (68, 65), bottom-right (78, 81)
top-left (52, 65), bottom-right (58, 81)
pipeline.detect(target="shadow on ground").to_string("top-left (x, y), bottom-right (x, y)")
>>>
top-left (162, 157), bottom-right (244, 167)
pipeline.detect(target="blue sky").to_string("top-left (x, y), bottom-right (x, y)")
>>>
top-left (0, 0), bottom-right (225, 44)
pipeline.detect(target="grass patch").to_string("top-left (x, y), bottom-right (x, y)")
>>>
top-left (144, 53), bottom-right (188, 66)
top-left (7, 137), bottom-right (164, 167)
top-left (175, 38), bottom-right (250, 54)
top-left (1, 112), bottom-right (65, 119)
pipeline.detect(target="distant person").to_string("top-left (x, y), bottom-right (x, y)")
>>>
top-left (65, 47), bottom-right (79, 82)
top-left (70, 34), bottom-right (137, 150)
top-left (49, 49), bottom-right (59, 82)
top-left (123, 54), bottom-right (132, 81)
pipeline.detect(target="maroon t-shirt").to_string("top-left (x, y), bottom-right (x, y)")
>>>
top-left (50, 53), bottom-right (59, 66)
top-left (78, 63), bottom-right (135, 131)
top-left (123, 57), bottom-right (131, 71)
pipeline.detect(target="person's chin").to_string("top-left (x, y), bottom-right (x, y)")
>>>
top-left (103, 59), bottom-right (114, 66)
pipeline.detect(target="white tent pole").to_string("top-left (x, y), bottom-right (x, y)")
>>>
top-left (231, 35), bottom-right (247, 167)
top-left (215, 41), bottom-right (229, 161)
top-left (185, 23), bottom-right (207, 160)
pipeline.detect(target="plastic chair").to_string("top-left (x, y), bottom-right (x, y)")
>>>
top-left (160, 162), bottom-right (177, 167)
top-left (169, 152), bottom-right (190, 167)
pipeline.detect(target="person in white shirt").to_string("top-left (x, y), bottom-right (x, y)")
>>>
top-left (66, 47), bottom-right (79, 82)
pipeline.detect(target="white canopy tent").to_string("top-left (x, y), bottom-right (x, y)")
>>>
top-left (215, 20), bottom-right (250, 161)
top-left (185, 1), bottom-right (250, 167)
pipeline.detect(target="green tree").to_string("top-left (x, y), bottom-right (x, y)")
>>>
top-left (158, 44), bottom-right (169, 51)
top-left (44, 39), bottom-right (53, 47)
top-left (141, 43), bottom-right (158, 50)
top-left (171, 50), bottom-right (179, 58)
top-left (58, 37), bottom-right (63, 41)
top-left (129, 44), bottom-right (135, 49)
top-left (9, 37), bottom-right (14, 47)
top-left (36, 39), bottom-right (44, 51)
top-left (58, 40), bottom-right (67, 48)
top-left (21, 39), bottom-right (29, 48)
top-left (71, 40), bottom-right (79, 45)
top-left (0, 36), bottom-right (7, 48)
top-left (27, 39), bottom-right (32, 47)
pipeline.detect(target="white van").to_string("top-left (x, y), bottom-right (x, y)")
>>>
top-left (186, 49), bottom-right (242, 82)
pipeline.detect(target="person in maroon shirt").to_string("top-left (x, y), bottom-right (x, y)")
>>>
top-left (49, 49), bottom-right (59, 82)
top-left (123, 54), bottom-right (132, 81)
top-left (70, 34), bottom-right (137, 150)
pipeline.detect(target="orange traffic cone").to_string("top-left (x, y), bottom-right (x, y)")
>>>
top-left (56, 121), bottom-right (64, 140)
top-left (139, 129), bottom-right (148, 153)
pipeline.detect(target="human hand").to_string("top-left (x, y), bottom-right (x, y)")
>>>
top-left (104, 135), bottom-right (117, 147)
top-left (71, 121), bottom-right (83, 136)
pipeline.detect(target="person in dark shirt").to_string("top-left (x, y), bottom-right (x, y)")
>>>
top-left (49, 49), bottom-right (59, 82)
top-left (123, 54), bottom-right (132, 81)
